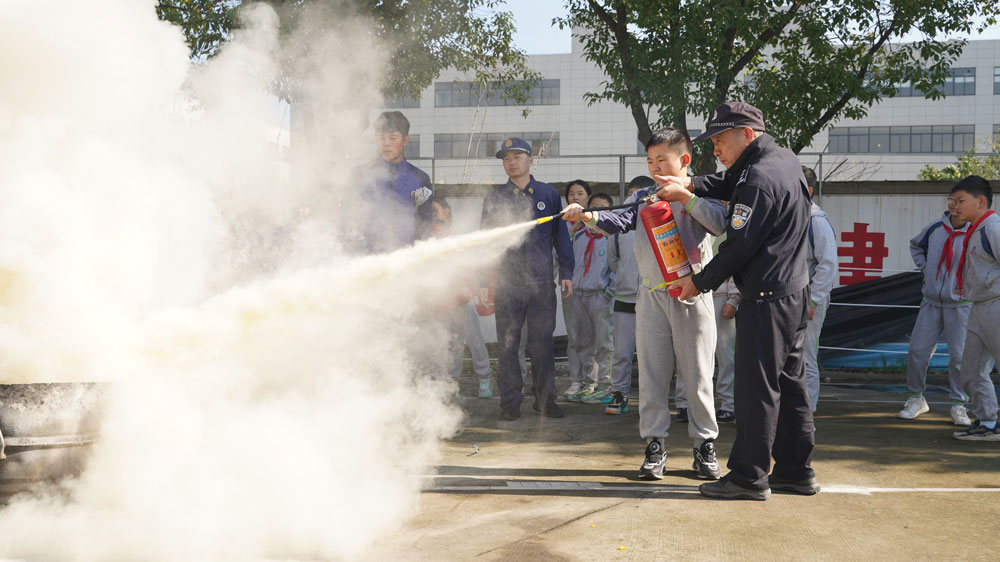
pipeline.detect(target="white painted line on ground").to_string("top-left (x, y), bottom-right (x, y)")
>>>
top-left (424, 481), bottom-right (1000, 495)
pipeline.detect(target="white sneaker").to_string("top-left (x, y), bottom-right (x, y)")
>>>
top-left (564, 382), bottom-right (582, 398)
top-left (950, 404), bottom-right (972, 426)
top-left (898, 396), bottom-right (930, 420)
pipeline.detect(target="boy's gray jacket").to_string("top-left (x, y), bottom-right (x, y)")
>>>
top-left (608, 226), bottom-right (639, 303)
top-left (807, 202), bottom-right (838, 305)
top-left (959, 212), bottom-right (1000, 303)
top-left (910, 212), bottom-right (972, 306)
top-left (713, 276), bottom-right (741, 308)
top-left (571, 227), bottom-right (615, 295)
top-left (589, 188), bottom-right (728, 291)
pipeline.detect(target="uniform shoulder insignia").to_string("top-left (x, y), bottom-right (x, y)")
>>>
top-left (731, 204), bottom-right (752, 230)
top-left (737, 167), bottom-right (750, 187)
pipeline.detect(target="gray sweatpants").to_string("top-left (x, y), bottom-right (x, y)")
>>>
top-left (804, 295), bottom-right (830, 412)
top-left (637, 288), bottom-right (719, 445)
top-left (959, 298), bottom-right (1000, 422)
top-left (713, 293), bottom-right (736, 412)
top-left (610, 305), bottom-right (636, 393)
top-left (448, 301), bottom-right (492, 380)
top-left (906, 301), bottom-right (971, 403)
top-left (675, 293), bottom-right (736, 412)
top-left (562, 294), bottom-right (578, 382)
top-left (568, 292), bottom-right (614, 388)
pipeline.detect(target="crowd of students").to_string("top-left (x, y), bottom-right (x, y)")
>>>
top-left (362, 104), bottom-right (1000, 500)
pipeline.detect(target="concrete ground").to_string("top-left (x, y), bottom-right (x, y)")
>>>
top-left (365, 374), bottom-right (1000, 561)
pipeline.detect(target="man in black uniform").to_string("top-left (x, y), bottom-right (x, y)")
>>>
top-left (660, 102), bottom-right (819, 500)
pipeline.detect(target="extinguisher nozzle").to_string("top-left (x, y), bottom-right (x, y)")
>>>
top-left (536, 212), bottom-right (564, 225)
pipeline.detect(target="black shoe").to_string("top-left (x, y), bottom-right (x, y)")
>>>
top-left (699, 478), bottom-right (770, 501)
top-left (532, 400), bottom-right (565, 418)
top-left (638, 440), bottom-right (666, 480)
top-left (768, 474), bottom-right (820, 495)
top-left (675, 407), bottom-right (688, 423)
top-left (499, 404), bottom-right (521, 421)
top-left (716, 409), bottom-right (735, 423)
top-left (692, 439), bottom-right (721, 480)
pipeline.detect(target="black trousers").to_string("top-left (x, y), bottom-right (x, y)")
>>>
top-left (727, 287), bottom-right (816, 490)
top-left (494, 283), bottom-right (558, 409)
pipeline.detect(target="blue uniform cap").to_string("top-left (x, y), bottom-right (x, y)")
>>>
top-left (495, 137), bottom-right (532, 159)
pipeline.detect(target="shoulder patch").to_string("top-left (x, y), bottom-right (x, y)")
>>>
top-left (731, 204), bottom-right (752, 230)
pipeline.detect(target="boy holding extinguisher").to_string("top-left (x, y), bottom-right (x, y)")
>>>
top-left (560, 128), bottom-right (727, 480)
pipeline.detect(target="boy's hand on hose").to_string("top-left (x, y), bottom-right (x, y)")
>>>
top-left (560, 203), bottom-right (592, 223)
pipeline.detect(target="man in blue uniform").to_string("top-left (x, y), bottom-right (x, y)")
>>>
top-left (359, 111), bottom-right (433, 252)
top-left (663, 102), bottom-right (819, 500)
top-left (480, 138), bottom-right (574, 420)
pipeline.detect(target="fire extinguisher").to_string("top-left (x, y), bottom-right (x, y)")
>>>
top-left (639, 197), bottom-right (693, 297)
top-left (476, 270), bottom-right (496, 316)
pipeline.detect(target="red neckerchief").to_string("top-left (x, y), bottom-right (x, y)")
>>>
top-left (956, 210), bottom-right (995, 294)
top-left (583, 229), bottom-right (604, 276)
top-left (935, 220), bottom-right (966, 280)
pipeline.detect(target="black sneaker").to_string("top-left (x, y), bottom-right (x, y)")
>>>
top-left (605, 392), bottom-right (629, 415)
top-left (692, 439), bottom-right (721, 480)
top-left (768, 474), bottom-right (820, 495)
top-left (499, 404), bottom-right (521, 421)
top-left (699, 478), bottom-right (770, 501)
top-left (716, 409), bottom-right (735, 423)
top-left (675, 407), bottom-right (688, 423)
top-left (638, 440), bottom-right (666, 480)
top-left (532, 400), bottom-right (565, 418)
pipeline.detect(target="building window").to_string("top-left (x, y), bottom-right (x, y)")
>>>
top-left (434, 132), bottom-right (560, 158)
top-left (896, 67), bottom-right (976, 97)
top-left (994, 68), bottom-right (1000, 95)
top-left (434, 80), bottom-right (560, 107)
top-left (829, 125), bottom-right (973, 153)
top-left (403, 135), bottom-right (420, 159)
top-left (383, 94), bottom-right (420, 109)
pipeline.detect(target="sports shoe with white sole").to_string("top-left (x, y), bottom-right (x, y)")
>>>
top-left (605, 391), bottom-right (629, 415)
top-left (898, 396), bottom-right (929, 420)
top-left (638, 440), bottom-right (666, 480)
top-left (692, 439), bottom-right (721, 480)
top-left (581, 389), bottom-right (613, 404)
top-left (950, 404), bottom-right (972, 426)
top-left (568, 384), bottom-right (596, 403)
top-left (563, 382), bottom-right (582, 399)
top-left (478, 379), bottom-right (493, 398)
top-left (953, 420), bottom-right (1000, 441)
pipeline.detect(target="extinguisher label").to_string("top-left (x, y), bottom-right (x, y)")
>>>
top-left (651, 221), bottom-right (692, 277)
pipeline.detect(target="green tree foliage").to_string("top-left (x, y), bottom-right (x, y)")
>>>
top-left (557, 0), bottom-right (999, 171)
top-left (919, 137), bottom-right (1000, 180)
top-left (157, 0), bottom-right (537, 103)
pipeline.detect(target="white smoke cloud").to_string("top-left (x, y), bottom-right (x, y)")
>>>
top-left (0, 1), bottom-right (529, 560)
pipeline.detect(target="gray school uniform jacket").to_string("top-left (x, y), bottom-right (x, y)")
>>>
top-left (959, 212), bottom-right (1000, 303)
top-left (713, 277), bottom-right (741, 308)
top-left (807, 203), bottom-right (838, 306)
top-left (910, 212), bottom-right (972, 307)
top-left (588, 187), bottom-right (728, 291)
top-left (608, 227), bottom-right (639, 304)
top-left (571, 226), bottom-right (615, 296)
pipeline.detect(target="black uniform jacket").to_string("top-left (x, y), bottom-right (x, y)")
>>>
top-left (690, 134), bottom-right (812, 301)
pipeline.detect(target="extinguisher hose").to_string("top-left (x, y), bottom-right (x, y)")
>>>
top-left (536, 193), bottom-right (657, 225)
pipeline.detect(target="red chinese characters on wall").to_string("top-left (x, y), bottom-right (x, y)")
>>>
top-left (837, 222), bottom-right (889, 285)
